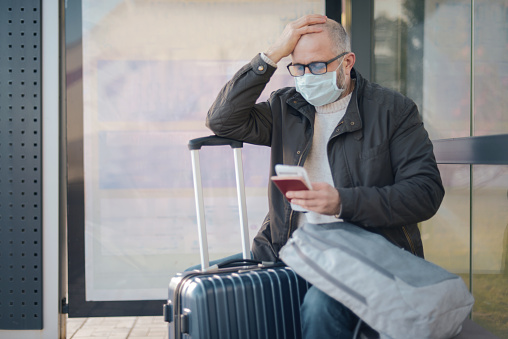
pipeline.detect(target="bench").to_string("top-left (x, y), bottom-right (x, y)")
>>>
top-left (455, 319), bottom-right (500, 338)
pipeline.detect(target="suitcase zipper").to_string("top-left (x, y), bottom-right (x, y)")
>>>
top-left (402, 226), bottom-right (417, 255)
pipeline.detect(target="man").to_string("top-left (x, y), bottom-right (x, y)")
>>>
top-left (206, 14), bottom-right (444, 338)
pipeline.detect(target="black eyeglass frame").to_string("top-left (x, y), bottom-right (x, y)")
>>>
top-left (286, 51), bottom-right (349, 77)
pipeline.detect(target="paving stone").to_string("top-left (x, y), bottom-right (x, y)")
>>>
top-left (66, 316), bottom-right (173, 339)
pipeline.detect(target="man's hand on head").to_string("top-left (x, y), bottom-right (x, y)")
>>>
top-left (264, 14), bottom-right (327, 64)
top-left (286, 182), bottom-right (341, 216)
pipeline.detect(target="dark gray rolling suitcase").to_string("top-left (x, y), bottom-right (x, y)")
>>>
top-left (164, 136), bottom-right (310, 339)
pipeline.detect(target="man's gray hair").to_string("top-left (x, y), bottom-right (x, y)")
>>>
top-left (321, 19), bottom-right (351, 54)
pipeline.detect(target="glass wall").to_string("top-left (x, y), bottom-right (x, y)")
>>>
top-left (372, 0), bottom-right (508, 336)
top-left (421, 164), bottom-right (470, 283)
top-left (472, 165), bottom-right (508, 334)
top-left (76, 0), bottom-right (325, 302)
top-left (473, 1), bottom-right (508, 136)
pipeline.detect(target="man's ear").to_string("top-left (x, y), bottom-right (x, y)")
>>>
top-left (344, 53), bottom-right (356, 75)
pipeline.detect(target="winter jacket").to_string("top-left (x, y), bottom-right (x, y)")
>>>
top-left (206, 54), bottom-right (445, 261)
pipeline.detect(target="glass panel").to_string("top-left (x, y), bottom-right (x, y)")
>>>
top-left (473, 0), bottom-right (508, 136)
top-left (421, 164), bottom-right (470, 288)
top-left (81, 0), bottom-right (325, 301)
top-left (472, 165), bottom-right (508, 337)
top-left (371, 1), bottom-right (508, 336)
top-left (372, 1), bottom-right (410, 95)
top-left (422, 0), bottom-right (471, 140)
top-left (372, 0), bottom-right (471, 140)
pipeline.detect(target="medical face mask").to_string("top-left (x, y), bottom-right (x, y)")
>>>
top-left (294, 59), bottom-right (345, 107)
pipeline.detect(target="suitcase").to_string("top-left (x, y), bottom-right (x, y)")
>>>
top-left (164, 136), bottom-right (310, 339)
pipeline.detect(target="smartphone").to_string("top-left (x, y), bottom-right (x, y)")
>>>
top-left (274, 164), bottom-right (312, 187)
top-left (271, 165), bottom-right (312, 212)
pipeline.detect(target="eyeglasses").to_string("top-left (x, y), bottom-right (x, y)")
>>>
top-left (287, 51), bottom-right (349, 77)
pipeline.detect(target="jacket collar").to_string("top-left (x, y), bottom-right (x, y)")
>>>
top-left (286, 91), bottom-right (315, 125)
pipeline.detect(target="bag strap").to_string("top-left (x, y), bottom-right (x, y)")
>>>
top-left (216, 258), bottom-right (261, 269)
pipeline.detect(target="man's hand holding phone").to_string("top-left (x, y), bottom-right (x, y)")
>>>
top-left (286, 182), bottom-right (341, 216)
top-left (271, 165), bottom-right (341, 215)
top-left (271, 165), bottom-right (312, 212)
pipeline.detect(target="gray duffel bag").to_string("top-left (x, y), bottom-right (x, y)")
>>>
top-left (279, 222), bottom-right (474, 339)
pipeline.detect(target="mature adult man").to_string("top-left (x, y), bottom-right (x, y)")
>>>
top-left (206, 14), bottom-right (444, 338)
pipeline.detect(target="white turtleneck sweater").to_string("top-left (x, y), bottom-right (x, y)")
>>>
top-left (260, 52), bottom-right (352, 227)
top-left (297, 92), bottom-right (352, 227)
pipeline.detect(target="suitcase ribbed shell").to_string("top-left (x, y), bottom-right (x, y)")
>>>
top-left (167, 266), bottom-right (309, 339)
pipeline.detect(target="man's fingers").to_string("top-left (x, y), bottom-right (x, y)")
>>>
top-left (286, 190), bottom-right (315, 200)
top-left (288, 15), bottom-right (326, 38)
top-left (291, 198), bottom-right (319, 208)
top-left (286, 182), bottom-right (341, 215)
top-left (294, 14), bottom-right (327, 28)
top-left (288, 14), bottom-right (326, 38)
top-left (296, 25), bottom-right (324, 36)
top-left (290, 15), bottom-right (326, 36)
top-left (266, 15), bottom-right (327, 63)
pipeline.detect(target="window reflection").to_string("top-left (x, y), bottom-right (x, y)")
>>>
top-left (80, 0), bottom-right (325, 301)
top-left (373, 0), bottom-right (471, 140)
top-left (374, 1), bottom-right (508, 336)
top-left (472, 165), bottom-right (508, 337)
top-left (473, 1), bottom-right (508, 136)
top-left (421, 165), bottom-right (470, 286)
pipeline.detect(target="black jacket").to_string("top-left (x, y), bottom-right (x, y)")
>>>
top-left (207, 54), bottom-right (445, 261)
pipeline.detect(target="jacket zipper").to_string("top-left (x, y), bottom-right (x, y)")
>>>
top-left (287, 141), bottom-right (310, 240)
top-left (261, 217), bottom-right (278, 259)
top-left (288, 210), bottom-right (295, 240)
top-left (288, 117), bottom-right (342, 239)
top-left (402, 226), bottom-right (417, 255)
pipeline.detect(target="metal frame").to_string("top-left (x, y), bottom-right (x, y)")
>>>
top-left (64, 0), bottom-right (508, 318)
top-left (64, 0), bottom-right (163, 317)
top-left (0, 0), bottom-right (64, 337)
top-left (350, 0), bottom-right (373, 80)
top-left (0, 0), bottom-right (43, 330)
top-left (65, 0), bottom-right (341, 318)
top-left (325, 0), bottom-right (342, 23)
top-left (433, 134), bottom-right (508, 165)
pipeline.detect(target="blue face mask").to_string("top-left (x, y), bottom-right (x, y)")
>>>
top-left (294, 60), bottom-right (345, 107)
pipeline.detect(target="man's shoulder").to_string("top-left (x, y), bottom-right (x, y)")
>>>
top-left (271, 86), bottom-right (297, 98)
top-left (361, 80), bottom-right (411, 103)
top-left (359, 79), bottom-right (415, 114)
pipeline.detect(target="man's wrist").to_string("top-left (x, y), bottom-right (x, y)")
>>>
top-left (260, 52), bottom-right (278, 68)
top-left (334, 202), bottom-right (342, 219)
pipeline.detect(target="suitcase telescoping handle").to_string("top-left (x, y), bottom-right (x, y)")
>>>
top-left (188, 135), bottom-right (250, 270)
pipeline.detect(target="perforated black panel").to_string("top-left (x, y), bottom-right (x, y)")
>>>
top-left (0, 0), bottom-right (43, 330)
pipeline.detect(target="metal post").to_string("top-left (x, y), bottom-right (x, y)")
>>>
top-left (233, 148), bottom-right (250, 259)
top-left (190, 150), bottom-right (209, 269)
